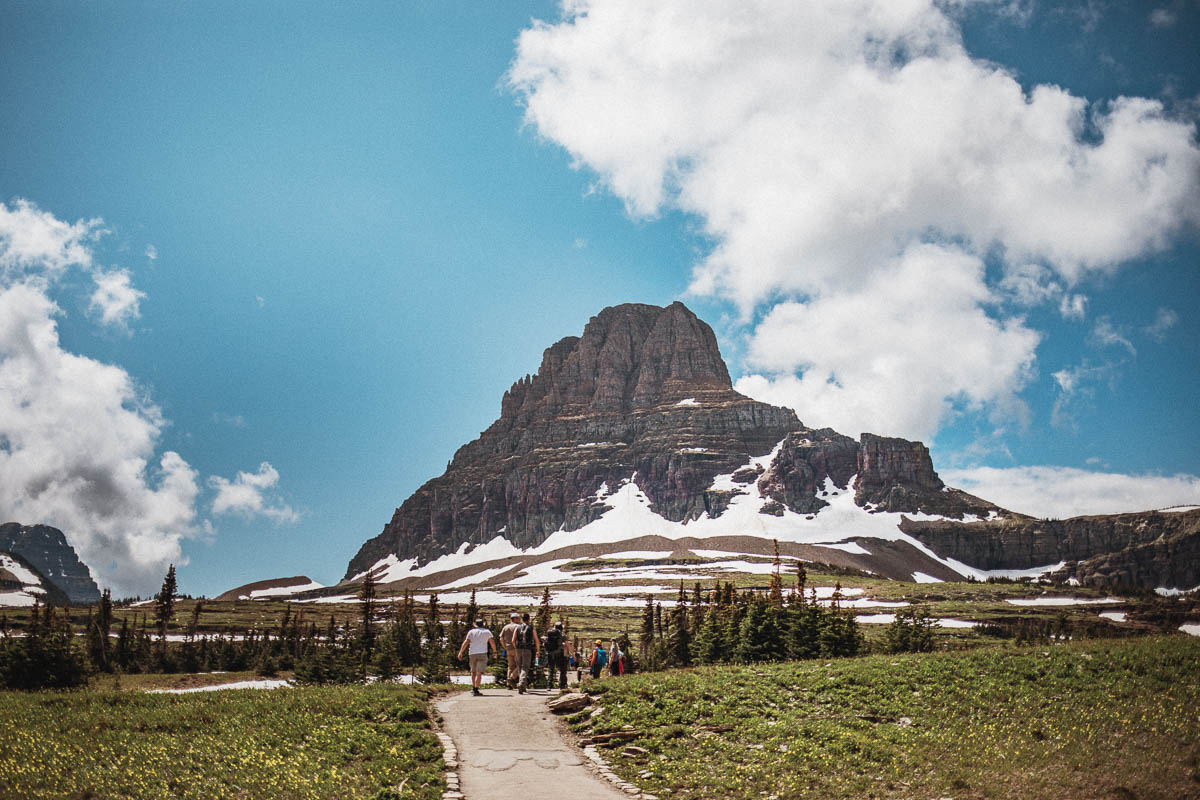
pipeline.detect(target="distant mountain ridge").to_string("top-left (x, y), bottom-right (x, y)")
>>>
top-left (341, 302), bottom-right (1197, 594)
top-left (0, 523), bottom-right (100, 604)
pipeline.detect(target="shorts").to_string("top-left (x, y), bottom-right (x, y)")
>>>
top-left (469, 653), bottom-right (488, 674)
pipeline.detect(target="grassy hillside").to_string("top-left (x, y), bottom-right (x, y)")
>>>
top-left (0, 683), bottom-right (443, 800)
top-left (574, 636), bottom-right (1200, 800)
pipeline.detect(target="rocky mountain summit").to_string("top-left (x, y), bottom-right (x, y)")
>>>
top-left (0, 523), bottom-right (100, 604)
top-left (346, 303), bottom-right (1001, 583)
top-left (343, 301), bottom-right (1194, 594)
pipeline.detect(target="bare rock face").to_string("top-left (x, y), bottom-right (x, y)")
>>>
top-left (901, 508), bottom-right (1200, 589)
top-left (345, 302), bottom-right (992, 582)
top-left (756, 429), bottom-right (859, 514)
top-left (0, 523), bottom-right (100, 604)
top-left (346, 303), bottom-right (802, 579)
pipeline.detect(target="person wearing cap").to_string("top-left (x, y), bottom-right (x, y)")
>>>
top-left (498, 612), bottom-right (523, 690)
top-left (457, 618), bottom-right (496, 696)
top-left (589, 639), bottom-right (607, 680)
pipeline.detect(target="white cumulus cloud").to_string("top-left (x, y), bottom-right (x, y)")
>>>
top-left (209, 462), bottom-right (299, 524)
top-left (89, 268), bottom-right (146, 328)
top-left (0, 198), bottom-right (295, 596)
top-left (943, 465), bottom-right (1200, 518)
top-left (0, 277), bottom-right (199, 596)
top-left (510, 0), bottom-right (1200, 438)
top-left (734, 243), bottom-right (1038, 440)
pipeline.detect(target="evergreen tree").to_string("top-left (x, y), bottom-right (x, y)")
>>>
top-left (667, 604), bottom-right (692, 667)
top-left (358, 573), bottom-right (377, 660)
top-left (884, 606), bottom-right (935, 653)
top-left (154, 564), bottom-right (177, 650)
top-left (536, 587), bottom-right (553, 633)
top-left (693, 605), bottom-right (724, 665)
top-left (639, 594), bottom-right (656, 668)
top-left (739, 596), bottom-right (785, 663)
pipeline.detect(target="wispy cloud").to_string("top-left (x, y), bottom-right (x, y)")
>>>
top-left (1144, 307), bottom-right (1178, 341)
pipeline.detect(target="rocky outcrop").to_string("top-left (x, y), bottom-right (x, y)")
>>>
top-left (1066, 527), bottom-right (1200, 590)
top-left (901, 508), bottom-right (1200, 588)
top-left (756, 429), bottom-right (859, 514)
top-left (0, 523), bottom-right (100, 604)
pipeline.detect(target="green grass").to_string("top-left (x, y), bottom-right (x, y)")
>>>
top-left (0, 683), bottom-right (444, 800)
top-left (576, 636), bottom-right (1200, 800)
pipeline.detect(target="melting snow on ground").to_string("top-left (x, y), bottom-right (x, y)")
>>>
top-left (855, 614), bottom-right (974, 628)
top-left (1099, 611), bottom-right (1128, 623)
top-left (1005, 596), bottom-right (1121, 606)
top-left (1155, 585), bottom-right (1200, 597)
top-left (0, 591), bottom-right (38, 607)
top-left (247, 580), bottom-right (325, 599)
top-left (149, 679), bottom-right (291, 694)
top-left (1180, 623), bottom-right (1200, 637)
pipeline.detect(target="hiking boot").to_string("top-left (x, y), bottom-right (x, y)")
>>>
top-left (472, 687), bottom-right (481, 696)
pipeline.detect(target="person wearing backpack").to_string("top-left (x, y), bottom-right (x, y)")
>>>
top-left (514, 612), bottom-right (540, 693)
top-left (544, 621), bottom-right (570, 690)
top-left (608, 640), bottom-right (623, 677)
top-left (589, 640), bottom-right (607, 680)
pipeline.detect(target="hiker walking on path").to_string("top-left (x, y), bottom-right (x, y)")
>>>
top-left (589, 640), bottom-right (607, 680)
top-left (608, 640), bottom-right (624, 677)
top-left (514, 612), bottom-right (540, 693)
top-left (457, 618), bottom-right (496, 696)
top-left (499, 612), bottom-right (522, 690)
top-left (544, 621), bottom-right (572, 689)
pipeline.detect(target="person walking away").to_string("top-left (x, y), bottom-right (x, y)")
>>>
top-left (499, 612), bottom-right (521, 690)
top-left (515, 613), bottom-right (540, 693)
top-left (457, 618), bottom-right (496, 696)
top-left (544, 622), bottom-right (570, 690)
top-left (589, 640), bottom-right (607, 680)
top-left (608, 640), bottom-right (623, 677)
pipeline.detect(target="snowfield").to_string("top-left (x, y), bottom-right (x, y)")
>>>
top-left (354, 437), bottom-right (1012, 600)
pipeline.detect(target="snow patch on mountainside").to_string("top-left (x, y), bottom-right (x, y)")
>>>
top-left (356, 437), bottom-right (1013, 589)
top-left (0, 553), bottom-right (48, 607)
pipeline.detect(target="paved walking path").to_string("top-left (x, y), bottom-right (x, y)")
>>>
top-left (436, 688), bottom-right (632, 800)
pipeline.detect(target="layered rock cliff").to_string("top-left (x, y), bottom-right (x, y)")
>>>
top-left (0, 523), bottom-right (101, 604)
top-left (345, 302), bottom-right (991, 581)
top-left (901, 508), bottom-right (1200, 589)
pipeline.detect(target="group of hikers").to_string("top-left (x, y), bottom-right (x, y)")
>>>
top-left (456, 612), bottom-right (627, 696)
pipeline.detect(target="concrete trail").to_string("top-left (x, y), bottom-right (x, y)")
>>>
top-left (436, 688), bottom-right (631, 800)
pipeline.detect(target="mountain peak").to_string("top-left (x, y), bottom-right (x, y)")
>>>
top-left (500, 301), bottom-right (734, 423)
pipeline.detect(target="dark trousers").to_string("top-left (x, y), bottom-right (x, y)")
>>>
top-left (548, 650), bottom-right (567, 689)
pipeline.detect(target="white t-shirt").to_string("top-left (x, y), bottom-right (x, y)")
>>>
top-left (465, 627), bottom-right (494, 655)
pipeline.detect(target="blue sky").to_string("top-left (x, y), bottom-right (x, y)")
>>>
top-left (0, 1), bottom-right (1197, 597)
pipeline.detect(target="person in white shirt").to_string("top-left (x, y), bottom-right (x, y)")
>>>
top-left (458, 618), bottom-right (497, 696)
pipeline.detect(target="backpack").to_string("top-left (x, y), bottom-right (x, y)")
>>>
top-left (594, 647), bottom-right (607, 667)
top-left (544, 627), bottom-right (562, 653)
top-left (517, 623), bottom-right (534, 649)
